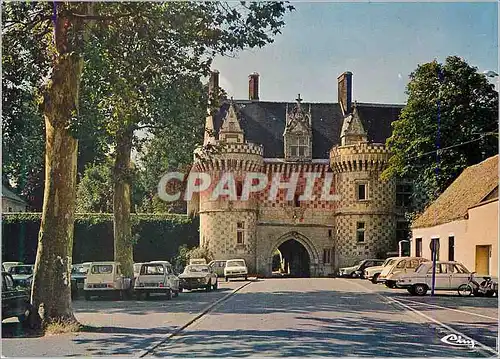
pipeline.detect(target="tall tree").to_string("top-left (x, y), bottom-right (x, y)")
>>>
top-left (382, 56), bottom-right (498, 213)
top-left (3, 2), bottom-right (294, 325)
top-left (83, 2), bottom-right (294, 277)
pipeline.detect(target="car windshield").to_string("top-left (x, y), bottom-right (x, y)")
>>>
top-left (415, 263), bottom-right (427, 273)
top-left (385, 259), bottom-right (397, 267)
top-left (91, 265), bottom-right (113, 274)
top-left (72, 265), bottom-right (88, 274)
top-left (227, 260), bottom-right (245, 267)
top-left (9, 266), bottom-right (33, 275)
top-left (141, 264), bottom-right (164, 275)
top-left (185, 265), bottom-right (209, 273)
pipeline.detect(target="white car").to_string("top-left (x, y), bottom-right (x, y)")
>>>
top-left (134, 261), bottom-right (179, 300)
top-left (364, 257), bottom-right (399, 284)
top-left (396, 261), bottom-right (475, 296)
top-left (379, 257), bottom-right (429, 287)
top-left (84, 262), bottom-right (132, 300)
top-left (189, 258), bottom-right (207, 265)
top-left (224, 259), bottom-right (248, 281)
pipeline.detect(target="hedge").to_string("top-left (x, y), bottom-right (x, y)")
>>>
top-left (2, 213), bottom-right (199, 264)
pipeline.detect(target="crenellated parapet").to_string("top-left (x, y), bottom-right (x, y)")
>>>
top-left (194, 142), bottom-right (264, 173)
top-left (330, 142), bottom-right (391, 173)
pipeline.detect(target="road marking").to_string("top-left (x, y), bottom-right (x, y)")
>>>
top-left (138, 280), bottom-right (253, 357)
top-left (344, 279), bottom-right (498, 357)
top-left (396, 297), bottom-right (498, 321)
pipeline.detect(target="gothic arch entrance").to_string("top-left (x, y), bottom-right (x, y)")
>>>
top-left (270, 232), bottom-right (319, 278)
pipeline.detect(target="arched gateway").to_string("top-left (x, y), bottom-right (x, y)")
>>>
top-left (269, 231), bottom-right (320, 277)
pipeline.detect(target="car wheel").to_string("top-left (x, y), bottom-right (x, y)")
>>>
top-left (458, 284), bottom-right (473, 297)
top-left (413, 284), bottom-right (428, 296)
top-left (407, 287), bottom-right (416, 295)
top-left (19, 305), bottom-right (39, 330)
top-left (206, 281), bottom-right (212, 292)
top-left (212, 281), bottom-right (218, 290)
top-left (371, 274), bottom-right (379, 284)
top-left (245, 276), bottom-right (248, 281)
top-left (385, 281), bottom-right (396, 289)
top-left (350, 272), bottom-right (357, 278)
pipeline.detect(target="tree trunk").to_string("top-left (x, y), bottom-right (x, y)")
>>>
top-left (113, 129), bottom-right (134, 278)
top-left (31, 53), bottom-right (83, 326)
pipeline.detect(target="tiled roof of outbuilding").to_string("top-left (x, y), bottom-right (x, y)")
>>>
top-left (412, 155), bottom-right (499, 229)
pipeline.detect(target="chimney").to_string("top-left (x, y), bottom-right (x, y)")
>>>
top-left (248, 72), bottom-right (260, 100)
top-left (337, 71), bottom-right (352, 115)
top-left (209, 70), bottom-right (220, 97)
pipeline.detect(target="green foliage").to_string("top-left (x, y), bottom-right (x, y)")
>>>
top-left (2, 215), bottom-right (199, 264)
top-left (2, 212), bottom-right (191, 226)
top-left (383, 56), bottom-right (499, 213)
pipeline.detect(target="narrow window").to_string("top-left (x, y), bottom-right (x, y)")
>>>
top-left (236, 181), bottom-right (243, 198)
top-left (294, 194), bottom-right (300, 207)
top-left (415, 238), bottom-right (422, 257)
top-left (448, 236), bottom-right (455, 261)
top-left (328, 229), bottom-right (332, 238)
top-left (323, 249), bottom-right (331, 264)
top-left (236, 222), bottom-right (245, 245)
top-left (356, 222), bottom-right (365, 242)
top-left (357, 184), bottom-right (366, 200)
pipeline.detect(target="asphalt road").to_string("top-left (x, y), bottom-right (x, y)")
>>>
top-left (2, 278), bottom-right (498, 357)
top-left (146, 278), bottom-right (497, 357)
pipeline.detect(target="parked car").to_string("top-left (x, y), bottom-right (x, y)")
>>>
top-left (179, 264), bottom-right (217, 291)
top-left (84, 262), bottom-right (132, 300)
top-left (379, 257), bottom-right (429, 288)
top-left (364, 257), bottom-right (399, 284)
top-left (208, 260), bottom-right (227, 277)
top-left (8, 264), bottom-right (34, 288)
top-left (71, 262), bottom-right (91, 298)
top-left (189, 258), bottom-right (207, 265)
top-left (2, 272), bottom-right (37, 329)
top-left (134, 261), bottom-right (180, 300)
top-left (338, 259), bottom-right (385, 278)
top-left (224, 259), bottom-right (248, 281)
top-left (395, 261), bottom-right (475, 296)
top-left (2, 262), bottom-right (24, 273)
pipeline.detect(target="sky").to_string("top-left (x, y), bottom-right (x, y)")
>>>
top-left (212, 1), bottom-right (498, 105)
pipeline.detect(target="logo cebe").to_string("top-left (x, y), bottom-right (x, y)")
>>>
top-left (440, 334), bottom-right (475, 349)
top-left (157, 171), bottom-right (341, 202)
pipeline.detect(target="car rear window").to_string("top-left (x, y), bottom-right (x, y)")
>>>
top-left (91, 265), bottom-right (113, 274)
top-left (9, 266), bottom-right (33, 275)
top-left (141, 264), bottom-right (165, 275)
top-left (227, 260), bottom-right (245, 267)
top-left (186, 265), bottom-right (209, 273)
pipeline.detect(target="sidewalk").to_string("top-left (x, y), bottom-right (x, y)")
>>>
top-left (2, 281), bottom-right (245, 357)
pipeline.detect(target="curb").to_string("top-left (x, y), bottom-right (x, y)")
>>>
top-left (138, 280), bottom-right (253, 357)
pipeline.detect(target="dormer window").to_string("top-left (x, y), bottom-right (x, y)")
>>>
top-left (290, 137), bottom-right (308, 157)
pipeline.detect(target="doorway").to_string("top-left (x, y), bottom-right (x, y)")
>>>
top-left (475, 245), bottom-right (491, 275)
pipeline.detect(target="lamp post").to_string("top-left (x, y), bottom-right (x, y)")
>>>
top-left (398, 240), bottom-right (409, 257)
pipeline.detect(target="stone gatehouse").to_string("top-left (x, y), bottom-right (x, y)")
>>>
top-left (186, 71), bottom-right (410, 277)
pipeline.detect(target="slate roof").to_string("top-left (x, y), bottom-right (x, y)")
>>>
top-left (412, 155), bottom-right (499, 229)
top-left (2, 184), bottom-right (27, 204)
top-left (212, 100), bottom-right (404, 159)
